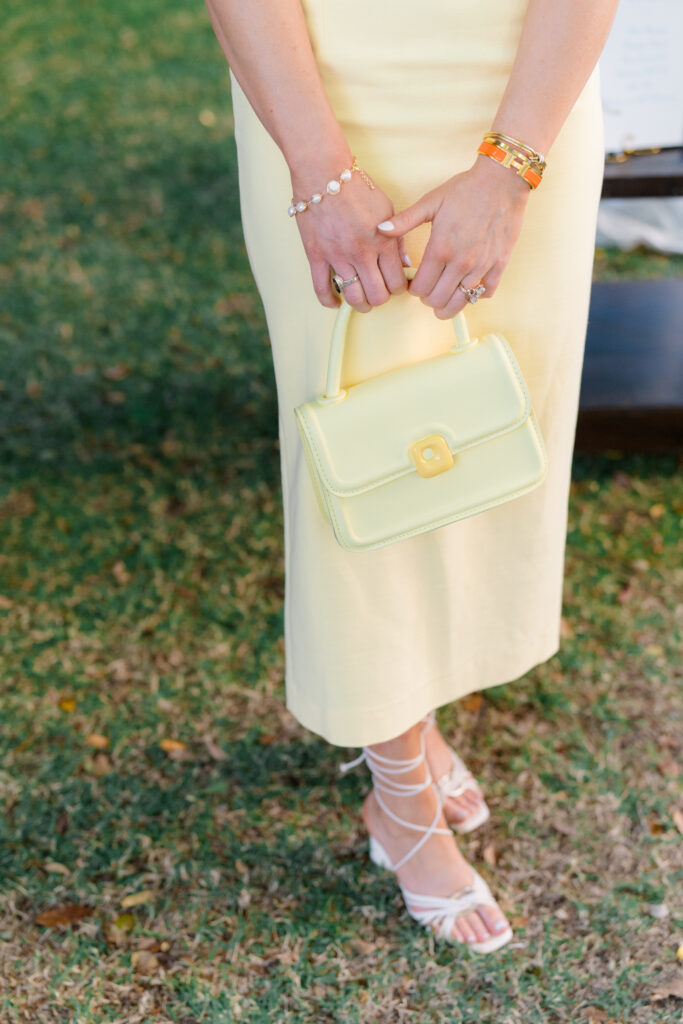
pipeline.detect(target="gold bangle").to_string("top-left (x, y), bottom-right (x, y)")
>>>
top-left (482, 131), bottom-right (547, 172)
top-left (477, 140), bottom-right (544, 190)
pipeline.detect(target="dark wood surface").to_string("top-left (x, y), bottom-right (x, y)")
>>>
top-left (602, 147), bottom-right (683, 198)
top-left (573, 150), bottom-right (683, 451)
top-left (576, 278), bottom-right (683, 451)
top-left (580, 279), bottom-right (683, 408)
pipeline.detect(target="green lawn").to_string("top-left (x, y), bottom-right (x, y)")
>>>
top-left (1, 2), bottom-right (682, 1021)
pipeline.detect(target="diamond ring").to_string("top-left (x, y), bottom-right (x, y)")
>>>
top-left (458, 282), bottom-right (486, 304)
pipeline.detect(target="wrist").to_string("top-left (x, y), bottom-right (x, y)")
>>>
top-left (471, 151), bottom-right (533, 200)
top-left (286, 137), bottom-right (354, 196)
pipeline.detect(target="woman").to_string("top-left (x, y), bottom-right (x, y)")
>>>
top-left (204, 0), bottom-right (620, 951)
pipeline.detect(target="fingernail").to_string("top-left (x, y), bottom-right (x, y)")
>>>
top-left (402, 253), bottom-right (412, 266)
top-left (466, 934), bottom-right (476, 943)
top-left (493, 920), bottom-right (508, 932)
top-left (377, 220), bottom-right (394, 231)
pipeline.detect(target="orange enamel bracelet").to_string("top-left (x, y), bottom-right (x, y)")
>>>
top-left (477, 140), bottom-right (544, 190)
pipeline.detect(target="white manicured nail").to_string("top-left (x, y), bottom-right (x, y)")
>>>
top-left (402, 254), bottom-right (412, 266)
top-left (377, 220), bottom-right (394, 231)
top-left (493, 920), bottom-right (507, 931)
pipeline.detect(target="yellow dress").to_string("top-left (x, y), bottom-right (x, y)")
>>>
top-left (228, 0), bottom-right (605, 747)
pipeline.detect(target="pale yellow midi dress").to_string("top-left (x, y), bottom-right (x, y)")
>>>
top-left (229, 0), bottom-right (605, 747)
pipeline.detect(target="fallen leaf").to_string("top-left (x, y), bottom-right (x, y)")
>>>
top-left (671, 808), bottom-right (683, 833)
top-left (204, 737), bottom-right (226, 761)
top-left (131, 950), bottom-right (159, 974)
top-left (650, 974), bottom-right (683, 1001)
top-left (43, 861), bottom-right (70, 876)
top-left (483, 843), bottom-right (497, 866)
top-left (582, 1008), bottom-right (608, 1023)
top-left (103, 921), bottom-right (130, 947)
top-left (657, 734), bottom-right (680, 751)
top-left (114, 913), bottom-right (136, 932)
top-left (551, 820), bottom-right (576, 836)
top-left (58, 697), bottom-right (76, 712)
top-left (36, 904), bottom-right (94, 927)
top-left (86, 733), bottom-right (109, 750)
top-left (676, 944), bottom-right (683, 962)
top-left (103, 364), bottom-right (131, 380)
top-left (349, 938), bottom-right (377, 956)
top-left (560, 616), bottom-right (574, 638)
top-left (645, 902), bottom-right (669, 919)
top-left (91, 752), bottom-right (112, 776)
top-left (649, 503), bottom-right (666, 519)
top-left (659, 759), bottom-right (680, 779)
top-left (159, 738), bottom-right (186, 753)
top-left (0, 595), bottom-right (13, 609)
top-left (111, 560), bottom-right (130, 584)
top-left (108, 658), bottom-right (130, 683)
top-left (121, 890), bottom-right (155, 909)
top-left (460, 693), bottom-right (483, 713)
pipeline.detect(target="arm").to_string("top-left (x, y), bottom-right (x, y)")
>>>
top-left (378, 0), bottom-right (621, 318)
top-left (204, 0), bottom-right (408, 311)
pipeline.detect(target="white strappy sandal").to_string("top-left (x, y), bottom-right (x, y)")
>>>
top-left (340, 738), bottom-right (514, 953)
top-left (421, 711), bottom-right (491, 834)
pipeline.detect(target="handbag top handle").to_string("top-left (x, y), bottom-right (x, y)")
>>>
top-left (322, 266), bottom-right (471, 402)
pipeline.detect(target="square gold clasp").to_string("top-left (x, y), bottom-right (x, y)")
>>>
top-left (409, 433), bottom-right (454, 478)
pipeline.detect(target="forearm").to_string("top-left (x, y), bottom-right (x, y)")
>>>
top-left (485, 0), bottom-right (620, 157)
top-left (204, 0), bottom-right (350, 185)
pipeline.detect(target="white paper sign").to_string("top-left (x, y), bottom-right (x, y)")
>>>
top-left (600, 0), bottom-right (683, 153)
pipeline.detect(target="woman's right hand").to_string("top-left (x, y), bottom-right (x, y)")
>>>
top-left (290, 154), bottom-right (410, 313)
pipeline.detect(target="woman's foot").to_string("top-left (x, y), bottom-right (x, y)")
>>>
top-left (421, 712), bottom-right (488, 829)
top-left (359, 731), bottom-right (511, 946)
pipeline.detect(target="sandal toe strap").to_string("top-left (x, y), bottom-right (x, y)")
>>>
top-left (400, 869), bottom-right (498, 937)
top-left (436, 750), bottom-right (481, 800)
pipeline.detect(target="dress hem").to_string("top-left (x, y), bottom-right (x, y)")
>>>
top-left (284, 631), bottom-right (561, 748)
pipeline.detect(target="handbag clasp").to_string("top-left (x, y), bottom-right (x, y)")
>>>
top-left (409, 433), bottom-right (454, 478)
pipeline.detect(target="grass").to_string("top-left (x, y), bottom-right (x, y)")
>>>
top-left (1, 1), bottom-right (682, 1021)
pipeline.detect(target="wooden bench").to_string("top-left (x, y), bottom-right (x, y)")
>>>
top-left (576, 147), bottom-right (683, 452)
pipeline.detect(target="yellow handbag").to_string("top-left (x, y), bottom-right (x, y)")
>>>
top-left (294, 270), bottom-right (548, 553)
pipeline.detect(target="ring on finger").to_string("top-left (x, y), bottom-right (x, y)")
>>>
top-left (458, 281), bottom-right (486, 304)
top-left (332, 273), bottom-right (360, 295)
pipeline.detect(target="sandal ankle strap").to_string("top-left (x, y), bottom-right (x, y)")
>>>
top-left (339, 730), bottom-right (451, 872)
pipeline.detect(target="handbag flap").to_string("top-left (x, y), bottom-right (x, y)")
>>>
top-left (295, 332), bottom-right (532, 497)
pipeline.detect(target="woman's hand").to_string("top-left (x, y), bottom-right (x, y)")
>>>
top-left (376, 154), bottom-right (532, 318)
top-left (291, 159), bottom-right (410, 313)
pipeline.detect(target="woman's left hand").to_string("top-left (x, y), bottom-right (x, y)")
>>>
top-left (376, 154), bottom-right (532, 318)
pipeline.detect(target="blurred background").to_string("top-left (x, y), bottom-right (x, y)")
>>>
top-left (0, 1), bottom-right (681, 1022)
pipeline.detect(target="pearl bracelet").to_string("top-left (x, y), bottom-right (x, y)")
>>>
top-left (287, 155), bottom-right (375, 217)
